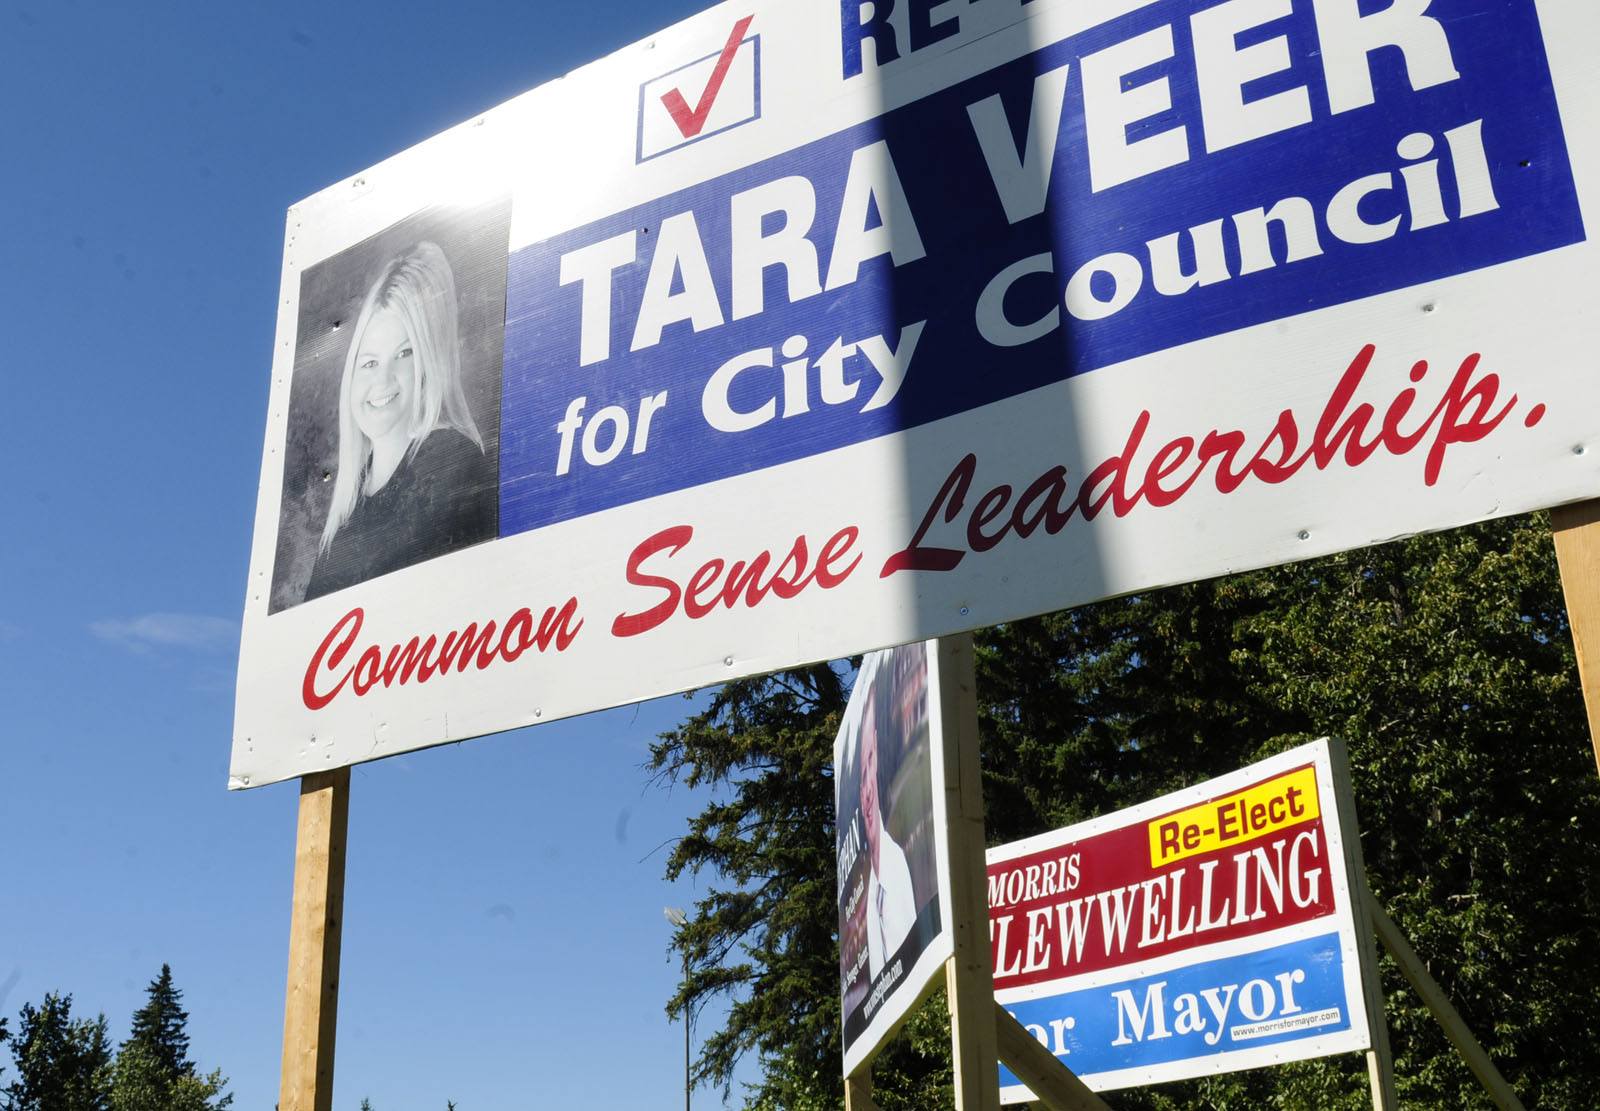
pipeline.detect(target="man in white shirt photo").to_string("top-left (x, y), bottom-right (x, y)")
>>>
top-left (859, 683), bottom-right (919, 983)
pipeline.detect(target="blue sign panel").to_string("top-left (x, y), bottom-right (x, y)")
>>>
top-left (999, 932), bottom-right (1352, 1087)
top-left (499, 0), bottom-right (1582, 536)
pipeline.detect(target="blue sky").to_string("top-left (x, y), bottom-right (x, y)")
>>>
top-left (0, 0), bottom-right (768, 1105)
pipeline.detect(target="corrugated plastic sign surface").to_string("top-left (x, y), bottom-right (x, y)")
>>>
top-left (835, 642), bottom-right (956, 1076)
top-left (237, 0), bottom-right (1600, 786)
top-left (987, 740), bottom-right (1370, 1096)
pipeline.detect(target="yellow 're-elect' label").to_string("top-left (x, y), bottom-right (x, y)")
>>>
top-left (1147, 766), bottom-right (1320, 868)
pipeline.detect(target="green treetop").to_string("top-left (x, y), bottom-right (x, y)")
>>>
top-left (124, 964), bottom-right (190, 1082)
top-left (1, 992), bottom-right (113, 1111)
top-left (110, 965), bottom-right (230, 1111)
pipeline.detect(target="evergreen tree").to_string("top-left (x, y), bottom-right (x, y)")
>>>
top-left (360, 1099), bottom-right (374, 1111)
top-left (111, 967), bottom-right (229, 1111)
top-left (649, 662), bottom-right (849, 1102)
top-left (654, 514), bottom-right (1600, 1108)
top-left (124, 965), bottom-right (190, 1081)
top-left (1, 992), bottom-right (113, 1111)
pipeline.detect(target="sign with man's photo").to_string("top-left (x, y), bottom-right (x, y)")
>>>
top-left (834, 641), bottom-right (955, 1076)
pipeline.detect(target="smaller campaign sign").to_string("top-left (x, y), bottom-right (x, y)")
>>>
top-left (836, 641), bottom-right (956, 1077)
top-left (987, 740), bottom-right (1369, 1098)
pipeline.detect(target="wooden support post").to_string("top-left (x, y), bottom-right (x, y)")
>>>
top-left (1368, 900), bottom-right (1525, 1111)
top-left (992, 1004), bottom-right (1111, 1111)
top-left (1550, 500), bottom-right (1600, 774)
top-left (936, 634), bottom-right (1002, 1111)
top-left (1325, 738), bottom-right (1397, 1111)
top-left (279, 767), bottom-right (350, 1111)
top-left (845, 1067), bottom-right (879, 1111)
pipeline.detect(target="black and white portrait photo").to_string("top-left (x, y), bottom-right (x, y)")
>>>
top-left (270, 199), bottom-right (511, 612)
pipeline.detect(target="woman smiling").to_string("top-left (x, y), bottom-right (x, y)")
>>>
top-left (306, 241), bottom-right (496, 601)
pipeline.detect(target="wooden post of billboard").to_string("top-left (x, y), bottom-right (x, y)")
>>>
top-left (1550, 501), bottom-right (1600, 775)
top-left (935, 634), bottom-right (1003, 1111)
top-left (279, 767), bottom-right (350, 1111)
top-left (845, 1067), bottom-right (879, 1111)
top-left (1326, 738), bottom-right (1397, 1111)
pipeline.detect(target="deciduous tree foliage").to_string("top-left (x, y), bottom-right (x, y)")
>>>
top-left (108, 1044), bottom-right (230, 1111)
top-left (652, 514), bottom-right (1600, 1109)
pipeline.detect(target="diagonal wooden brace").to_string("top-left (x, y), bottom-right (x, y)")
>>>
top-left (993, 1003), bottom-right (1111, 1111)
top-left (1368, 899), bottom-right (1525, 1111)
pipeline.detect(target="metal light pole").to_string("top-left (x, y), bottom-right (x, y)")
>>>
top-left (664, 906), bottom-right (691, 1111)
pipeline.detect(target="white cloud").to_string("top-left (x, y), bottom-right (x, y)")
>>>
top-left (91, 612), bottom-right (238, 652)
top-left (0, 619), bottom-right (20, 641)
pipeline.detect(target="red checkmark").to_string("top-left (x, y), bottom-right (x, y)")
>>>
top-left (660, 15), bottom-right (754, 140)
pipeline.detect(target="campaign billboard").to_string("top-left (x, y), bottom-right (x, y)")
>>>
top-left (986, 740), bottom-right (1371, 1097)
top-left (236, 0), bottom-right (1600, 787)
top-left (835, 642), bottom-right (955, 1076)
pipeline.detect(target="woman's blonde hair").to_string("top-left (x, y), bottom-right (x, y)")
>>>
top-left (319, 241), bottom-right (483, 553)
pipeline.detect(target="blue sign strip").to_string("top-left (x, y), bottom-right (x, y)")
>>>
top-left (500, 0), bottom-right (1582, 536)
top-left (998, 931), bottom-right (1353, 1086)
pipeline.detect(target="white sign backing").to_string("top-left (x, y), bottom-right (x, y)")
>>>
top-left (988, 740), bottom-right (1371, 1096)
top-left (236, 0), bottom-right (1600, 786)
